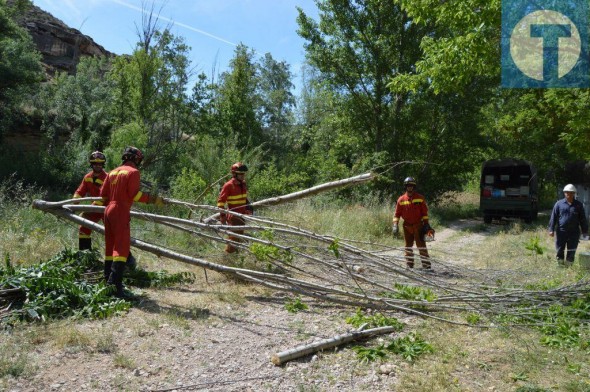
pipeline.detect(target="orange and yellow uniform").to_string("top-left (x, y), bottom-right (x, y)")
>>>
top-left (99, 162), bottom-right (150, 263)
top-left (217, 178), bottom-right (251, 253)
top-left (73, 170), bottom-right (107, 240)
top-left (393, 192), bottom-right (430, 268)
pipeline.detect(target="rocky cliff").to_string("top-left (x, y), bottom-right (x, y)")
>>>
top-left (13, 1), bottom-right (113, 76)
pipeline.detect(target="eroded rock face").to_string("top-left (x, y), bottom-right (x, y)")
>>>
top-left (13, 1), bottom-right (113, 76)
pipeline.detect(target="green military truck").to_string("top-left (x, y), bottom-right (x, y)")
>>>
top-left (480, 159), bottom-right (538, 224)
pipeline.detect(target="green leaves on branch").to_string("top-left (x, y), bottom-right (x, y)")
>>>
top-left (1, 249), bottom-right (129, 324)
top-left (0, 248), bottom-right (196, 325)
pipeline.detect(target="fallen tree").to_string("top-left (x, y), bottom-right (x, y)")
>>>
top-left (31, 193), bottom-right (590, 328)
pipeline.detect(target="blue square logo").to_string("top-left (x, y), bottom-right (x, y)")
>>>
top-left (502, 0), bottom-right (589, 88)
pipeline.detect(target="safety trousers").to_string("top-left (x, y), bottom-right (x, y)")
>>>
top-left (104, 203), bottom-right (131, 263)
top-left (78, 212), bottom-right (103, 250)
top-left (403, 222), bottom-right (431, 269)
top-left (225, 215), bottom-right (245, 253)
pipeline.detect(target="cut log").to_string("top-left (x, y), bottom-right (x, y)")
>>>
top-left (270, 325), bottom-right (397, 366)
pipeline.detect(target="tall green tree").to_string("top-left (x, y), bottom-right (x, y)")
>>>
top-left (390, 0), bottom-right (501, 94)
top-left (215, 44), bottom-right (263, 149)
top-left (36, 57), bottom-right (113, 152)
top-left (256, 53), bottom-right (295, 153)
top-left (0, 0), bottom-right (43, 139)
top-left (108, 16), bottom-right (195, 183)
top-left (391, 0), bottom-right (590, 175)
top-left (297, 0), bottom-right (425, 154)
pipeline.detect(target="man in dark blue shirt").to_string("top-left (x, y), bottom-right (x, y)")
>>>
top-left (548, 184), bottom-right (589, 266)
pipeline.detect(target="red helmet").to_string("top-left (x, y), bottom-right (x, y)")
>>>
top-left (231, 162), bottom-right (248, 174)
top-left (122, 146), bottom-right (144, 165)
top-left (89, 151), bottom-right (106, 164)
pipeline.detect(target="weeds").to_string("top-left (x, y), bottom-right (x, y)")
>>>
top-left (352, 332), bottom-right (433, 363)
top-left (524, 235), bottom-right (545, 257)
top-left (345, 308), bottom-right (404, 330)
top-left (0, 341), bottom-right (32, 378)
top-left (386, 332), bottom-right (434, 362)
top-left (389, 283), bottom-right (437, 302)
top-left (284, 296), bottom-right (308, 313)
top-left (113, 353), bottom-right (135, 369)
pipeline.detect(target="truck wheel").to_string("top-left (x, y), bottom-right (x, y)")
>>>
top-left (484, 215), bottom-right (492, 224)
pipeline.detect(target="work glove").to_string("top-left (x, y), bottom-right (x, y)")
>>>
top-left (422, 222), bottom-right (435, 241)
top-left (392, 224), bottom-right (399, 237)
top-left (148, 194), bottom-right (165, 206)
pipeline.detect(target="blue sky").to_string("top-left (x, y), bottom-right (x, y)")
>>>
top-left (31, 0), bottom-right (319, 93)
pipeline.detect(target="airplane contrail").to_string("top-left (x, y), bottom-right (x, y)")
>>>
top-left (109, 0), bottom-right (238, 47)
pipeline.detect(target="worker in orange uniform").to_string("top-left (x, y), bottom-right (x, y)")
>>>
top-left (99, 146), bottom-right (165, 297)
top-left (217, 162), bottom-right (253, 253)
top-left (73, 151), bottom-right (108, 251)
top-left (392, 177), bottom-right (432, 270)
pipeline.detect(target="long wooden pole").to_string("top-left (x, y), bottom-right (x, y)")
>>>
top-left (203, 172), bottom-right (375, 222)
top-left (270, 326), bottom-right (397, 365)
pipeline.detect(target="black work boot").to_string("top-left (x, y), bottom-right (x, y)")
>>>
top-left (108, 262), bottom-right (127, 298)
top-left (126, 252), bottom-right (137, 271)
top-left (103, 260), bottom-right (113, 283)
top-left (79, 238), bottom-right (92, 251)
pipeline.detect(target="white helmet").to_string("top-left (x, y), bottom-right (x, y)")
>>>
top-left (563, 184), bottom-right (577, 193)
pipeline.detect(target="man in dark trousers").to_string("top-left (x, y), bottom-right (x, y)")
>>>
top-left (99, 146), bottom-right (165, 297)
top-left (392, 177), bottom-right (432, 269)
top-left (548, 184), bottom-right (589, 267)
top-left (73, 151), bottom-right (107, 250)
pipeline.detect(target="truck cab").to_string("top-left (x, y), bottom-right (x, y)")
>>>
top-left (480, 159), bottom-right (538, 224)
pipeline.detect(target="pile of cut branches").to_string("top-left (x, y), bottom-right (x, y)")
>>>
top-left (0, 249), bottom-right (195, 325)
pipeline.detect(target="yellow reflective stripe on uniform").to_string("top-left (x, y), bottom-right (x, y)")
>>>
top-left (84, 177), bottom-right (93, 183)
top-left (113, 256), bottom-right (127, 262)
top-left (110, 170), bottom-right (129, 176)
top-left (94, 200), bottom-right (104, 206)
top-left (227, 194), bottom-right (247, 200)
top-left (412, 199), bottom-right (423, 203)
top-left (105, 256), bottom-right (114, 261)
top-left (399, 201), bottom-right (411, 206)
top-left (78, 234), bottom-right (91, 239)
top-left (95, 179), bottom-right (104, 185)
top-left (422, 216), bottom-right (429, 220)
top-left (217, 202), bottom-right (225, 207)
top-left (227, 200), bottom-right (247, 205)
top-left (133, 191), bottom-right (143, 202)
